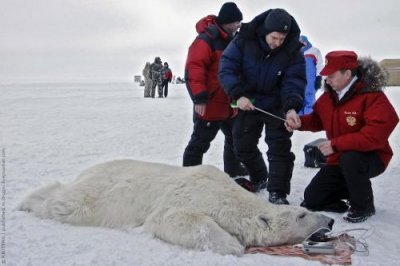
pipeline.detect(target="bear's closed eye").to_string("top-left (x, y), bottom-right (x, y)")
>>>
top-left (298, 213), bottom-right (307, 220)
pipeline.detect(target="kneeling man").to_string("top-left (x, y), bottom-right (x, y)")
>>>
top-left (286, 51), bottom-right (399, 223)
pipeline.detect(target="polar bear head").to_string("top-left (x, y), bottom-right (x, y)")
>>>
top-left (238, 205), bottom-right (334, 247)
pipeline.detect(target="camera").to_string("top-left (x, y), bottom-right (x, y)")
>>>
top-left (302, 240), bottom-right (336, 255)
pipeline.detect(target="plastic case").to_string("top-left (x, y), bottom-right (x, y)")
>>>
top-left (302, 240), bottom-right (335, 255)
top-left (303, 138), bottom-right (327, 168)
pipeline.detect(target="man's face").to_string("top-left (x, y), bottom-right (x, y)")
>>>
top-left (265, 32), bottom-right (287, 49)
top-left (222, 21), bottom-right (241, 35)
top-left (325, 70), bottom-right (352, 91)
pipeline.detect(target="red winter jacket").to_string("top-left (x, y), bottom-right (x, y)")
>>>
top-left (185, 15), bottom-right (234, 121)
top-left (299, 58), bottom-right (399, 168)
top-left (163, 68), bottom-right (172, 81)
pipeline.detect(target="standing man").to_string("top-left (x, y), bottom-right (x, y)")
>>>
top-left (150, 56), bottom-right (163, 98)
top-left (286, 51), bottom-right (399, 222)
top-left (183, 2), bottom-right (248, 179)
top-left (298, 35), bottom-right (324, 115)
top-left (161, 62), bottom-right (173, 98)
top-left (219, 9), bottom-right (306, 203)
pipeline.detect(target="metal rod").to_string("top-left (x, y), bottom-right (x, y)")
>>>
top-left (253, 107), bottom-right (288, 122)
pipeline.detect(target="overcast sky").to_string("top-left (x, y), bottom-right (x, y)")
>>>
top-left (1, 0), bottom-right (399, 83)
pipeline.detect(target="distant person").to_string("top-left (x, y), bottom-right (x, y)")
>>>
top-left (142, 62), bottom-right (152, 97)
top-left (150, 56), bottom-right (163, 98)
top-left (161, 62), bottom-right (173, 98)
top-left (218, 8), bottom-right (306, 203)
top-left (183, 2), bottom-right (248, 179)
top-left (285, 51), bottom-right (399, 222)
top-left (298, 35), bottom-right (324, 115)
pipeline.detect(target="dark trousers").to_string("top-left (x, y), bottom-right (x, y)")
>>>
top-left (162, 80), bottom-right (169, 97)
top-left (183, 114), bottom-right (245, 177)
top-left (232, 110), bottom-right (295, 194)
top-left (304, 151), bottom-right (385, 211)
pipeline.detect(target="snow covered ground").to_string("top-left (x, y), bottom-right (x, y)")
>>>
top-left (2, 83), bottom-right (399, 265)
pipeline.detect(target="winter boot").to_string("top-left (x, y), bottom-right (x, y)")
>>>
top-left (252, 179), bottom-right (267, 193)
top-left (343, 206), bottom-right (375, 223)
top-left (269, 191), bottom-right (289, 205)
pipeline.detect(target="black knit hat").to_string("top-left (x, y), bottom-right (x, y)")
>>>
top-left (263, 8), bottom-right (292, 34)
top-left (217, 2), bottom-right (243, 25)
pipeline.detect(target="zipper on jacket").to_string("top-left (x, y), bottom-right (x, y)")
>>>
top-left (265, 52), bottom-right (271, 60)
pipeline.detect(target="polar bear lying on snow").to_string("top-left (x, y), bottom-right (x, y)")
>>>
top-left (18, 159), bottom-right (334, 255)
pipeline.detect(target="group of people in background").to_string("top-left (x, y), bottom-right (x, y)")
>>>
top-left (182, 2), bottom-right (399, 223)
top-left (142, 57), bottom-right (172, 98)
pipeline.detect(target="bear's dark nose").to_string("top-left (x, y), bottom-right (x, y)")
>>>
top-left (328, 218), bottom-right (334, 229)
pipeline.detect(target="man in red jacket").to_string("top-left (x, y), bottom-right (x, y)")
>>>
top-left (286, 51), bottom-right (399, 223)
top-left (183, 2), bottom-right (247, 179)
top-left (161, 62), bottom-right (172, 98)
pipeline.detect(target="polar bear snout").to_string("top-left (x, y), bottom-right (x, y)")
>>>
top-left (314, 213), bottom-right (334, 231)
top-left (318, 213), bottom-right (334, 230)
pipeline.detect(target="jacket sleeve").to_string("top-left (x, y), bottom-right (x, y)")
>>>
top-left (280, 52), bottom-right (307, 112)
top-left (218, 39), bottom-right (245, 100)
top-left (185, 39), bottom-right (213, 104)
top-left (331, 93), bottom-right (399, 152)
top-left (298, 93), bottom-right (325, 131)
top-left (299, 113), bottom-right (324, 132)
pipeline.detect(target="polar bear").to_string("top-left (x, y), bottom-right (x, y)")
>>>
top-left (17, 159), bottom-right (334, 255)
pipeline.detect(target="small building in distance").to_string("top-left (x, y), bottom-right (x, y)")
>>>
top-left (380, 59), bottom-right (400, 86)
top-left (134, 75), bottom-right (142, 83)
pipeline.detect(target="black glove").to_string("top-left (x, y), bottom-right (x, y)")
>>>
top-left (315, 76), bottom-right (322, 90)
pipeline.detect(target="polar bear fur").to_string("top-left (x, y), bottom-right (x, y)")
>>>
top-left (18, 159), bottom-right (334, 255)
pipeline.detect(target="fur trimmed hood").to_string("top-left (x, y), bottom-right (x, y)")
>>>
top-left (357, 57), bottom-right (388, 92)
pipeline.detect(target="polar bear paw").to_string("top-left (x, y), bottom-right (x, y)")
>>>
top-left (144, 208), bottom-right (244, 255)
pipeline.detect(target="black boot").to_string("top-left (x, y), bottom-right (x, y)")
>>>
top-left (269, 191), bottom-right (289, 205)
top-left (343, 206), bottom-right (375, 223)
top-left (252, 179), bottom-right (267, 193)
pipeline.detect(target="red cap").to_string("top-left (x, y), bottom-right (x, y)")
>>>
top-left (320, 51), bottom-right (358, 76)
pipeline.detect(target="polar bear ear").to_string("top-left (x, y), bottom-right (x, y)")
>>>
top-left (255, 214), bottom-right (271, 229)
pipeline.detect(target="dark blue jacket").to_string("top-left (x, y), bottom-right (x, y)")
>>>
top-left (218, 10), bottom-right (306, 112)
